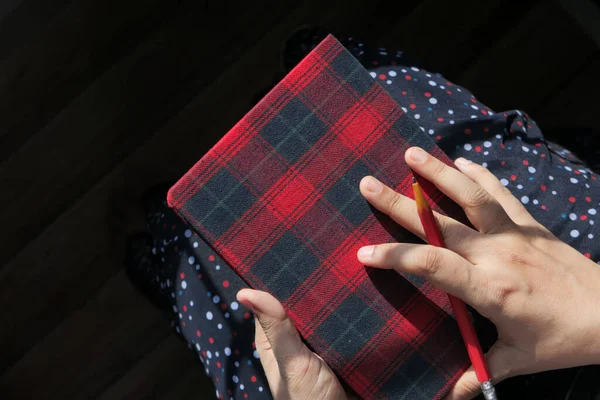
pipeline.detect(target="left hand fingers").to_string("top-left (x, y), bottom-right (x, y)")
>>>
top-left (405, 147), bottom-right (515, 234)
top-left (236, 289), bottom-right (313, 382)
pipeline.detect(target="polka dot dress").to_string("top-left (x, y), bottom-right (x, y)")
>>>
top-left (126, 35), bottom-right (600, 399)
top-left (128, 188), bottom-right (271, 400)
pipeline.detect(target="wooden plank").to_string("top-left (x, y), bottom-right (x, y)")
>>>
top-left (0, 0), bottom-right (389, 380)
top-left (0, 0), bottom-right (75, 60)
top-left (158, 364), bottom-right (210, 399)
top-left (0, 0), bottom-right (26, 23)
top-left (0, 0), bottom-right (296, 267)
top-left (0, 0), bottom-right (181, 162)
top-left (0, 272), bottom-right (173, 399)
top-left (455, 2), bottom-right (597, 112)
top-left (379, 0), bottom-right (503, 68)
top-left (98, 335), bottom-right (210, 400)
top-left (530, 55), bottom-right (600, 169)
top-left (533, 55), bottom-right (600, 129)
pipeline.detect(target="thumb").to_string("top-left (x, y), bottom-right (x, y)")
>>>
top-left (445, 342), bottom-right (516, 400)
top-left (237, 289), bottom-right (312, 378)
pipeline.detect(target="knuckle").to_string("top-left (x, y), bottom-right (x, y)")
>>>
top-left (431, 159), bottom-right (449, 179)
top-left (414, 246), bottom-right (443, 276)
top-left (285, 354), bottom-right (313, 387)
top-left (463, 184), bottom-right (490, 210)
top-left (388, 191), bottom-right (404, 215)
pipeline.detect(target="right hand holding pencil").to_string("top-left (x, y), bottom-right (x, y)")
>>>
top-left (358, 147), bottom-right (600, 400)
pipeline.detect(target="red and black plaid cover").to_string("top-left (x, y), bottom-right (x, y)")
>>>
top-left (168, 35), bottom-right (469, 399)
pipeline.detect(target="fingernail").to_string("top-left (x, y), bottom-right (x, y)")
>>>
top-left (364, 177), bottom-right (383, 194)
top-left (455, 157), bottom-right (472, 167)
top-left (357, 245), bottom-right (375, 261)
top-left (236, 289), bottom-right (256, 312)
top-left (409, 147), bottom-right (428, 164)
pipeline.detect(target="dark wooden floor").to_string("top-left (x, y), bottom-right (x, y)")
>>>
top-left (0, 0), bottom-right (598, 398)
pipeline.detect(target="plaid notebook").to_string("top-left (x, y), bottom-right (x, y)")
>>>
top-left (168, 35), bottom-right (469, 399)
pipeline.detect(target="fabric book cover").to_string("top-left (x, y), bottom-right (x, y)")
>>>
top-left (168, 35), bottom-right (470, 399)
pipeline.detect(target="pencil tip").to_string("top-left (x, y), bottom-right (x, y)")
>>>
top-left (411, 176), bottom-right (417, 184)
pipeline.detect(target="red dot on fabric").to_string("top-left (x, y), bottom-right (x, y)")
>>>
top-left (581, 215), bottom-right (588, 220)
top-left (196, 330), bottom-right (201, 337)
top-left (391, 61), bottom-right (397, 65)
top-left (435, 135), bottom-right (442, 140)
top-left (181, 322), bottom-right (186, 327)
top-left (529, 125), bottom-right (533, 129)
top-left (471, 98), bottom-right (477, 103)
top-left (511, 175), bottom-right (517, 181)
top-left (405, 75), bottom-right (411, 80)
top-left (540, 184), bottom-right (547, 191)
top-left (475, 146), bottom-right (482, 152)
top-left (372, 60), bottom-right (379, 65)
top-left (535, 143), bottom-right (541, 147)
top-left (171, 224), bottom-right (176, 230)
top-left (251, 376), bottom-right (257, 383)
top-left (227, 389), bottom-right (233, 395)
top-left (447, 90), bottom-right (452, 95)
top-left (234, 349), bottom-right (240, 355)
top-left (481, 110), bottom-right (487, 115)
top-left (569, 197), bottom-right (576, 203)
top-left (401, 91), bottom-right (407, 95)
top-left (437, 117), bottom-right (444, 122)
top-left (244, 394), bottom-right (248, 399)
top-left (541, 205), bottom-right (547, 210)
top-left (173, 246), bottom-right (179, 253)
top-left (586, 196), bottom-right (592, 202)
top-left (575, 170), bottom-right (581, 175)
top-left (202, 350), bottom-right (206, 357)
top-left (523, 160), bottom-right (529, 166)
top-left (221, 303), bottom-right (227, 310)
top-left (464, 128), bottom-right (471, 135)
top-left (223, 280), bottom-right (230, 288)
top-left (208, 255), bottom-right (215, 261)
top-left (252, 341), bottom-right (256, 348)
top-left (183, 305), bottom-right (187, 312)
top-left (560, 158), bottom-right (565, 163)
top-left (216, 361), bottom-right (222, 368)
top-left (501, 161), bottom-right (506, 166)
top-left (180, 272), bottom-right (185, 279)
top-left (379, 74), bottom-right (386, 80)
top-left (216, 378), bottom-right (219, 383)
top-left (209, 337), bottom-right (214, 344)
top-left (424, 92), bottom-right (431, 97)
top-left (593, 176), bottom-right (597, 180)
top-left (516, 121), bottom-right (523, 126)
top-left (501, 143), bottom-right (506, 149)
top-left (198, 274), bottom-right (202, 279)
top-left (584, 253), bottom-right (591, 259)
top-left (541, 153), bottom-right (546, 158)
top-left (244, 312), bottom-right (251, 319)
top-left (233, 331), bottom-right (238, 336)
top-left (484, 127), bottom-right (489, 133)
top-left (409, 103), bottom-right (417, 109)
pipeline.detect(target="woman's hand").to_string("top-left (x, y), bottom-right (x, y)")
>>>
top-left (357, 147), bottom-right (600, 399)
top-left (236, 289), bottom-right (354, 400)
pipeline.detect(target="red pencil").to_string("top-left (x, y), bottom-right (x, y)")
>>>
top-left (411, 176), bottom-right (498, 400)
